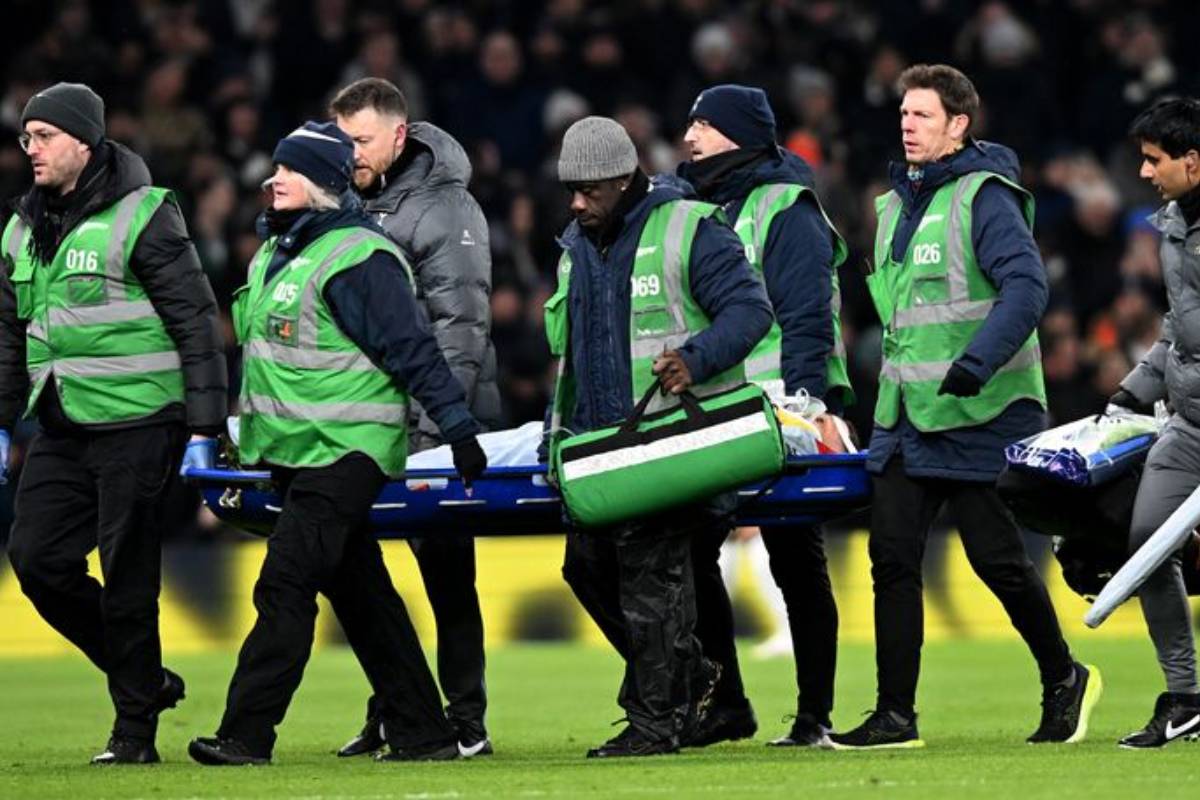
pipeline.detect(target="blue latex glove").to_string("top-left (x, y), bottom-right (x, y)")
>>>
top-left (0, 429), bottom-right (9, 485)
top-left (180, 436), bottom-right (218, 477)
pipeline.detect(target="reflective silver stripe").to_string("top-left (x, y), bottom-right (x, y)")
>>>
top-left (746, 351), bottom-right (781, 378)
top-left (6, 218), bottom-right (27, 266)
top-left (549, 355), bottom-right (568, 436)
top-left (831, 286), bottom-right (847, 358)
top-left (47, 298), bottom-right (160, 327)
top-left (657, 202), bottom-right (696, 334)
top-left (246, 393), bottom-right (405, 424)
top-left (53, 350), bottom-right (182, 378)
top-left (874, 193), bottom-right (902, 265)
top-left (880, 343), bottom-right (1041, 384)
top-left (28, 319), bottom-right (47, 341)
top-left (298, 230), bottom-right (386, 349)
top-left (944, 175), bottom-right (977, 303)
top-left (752, 184), bottom-right (792, 258)
top-left (631, 332), bottom-right (690, 359)
top-left (106, 187), bottom-right (154, 301)
top-left (244, 338), bottom-right (375, 371)
top-left (893, 297), bottom-right (994, 328)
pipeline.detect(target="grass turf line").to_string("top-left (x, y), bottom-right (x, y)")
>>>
top-left (1, 638), bottom-right (1197, 799)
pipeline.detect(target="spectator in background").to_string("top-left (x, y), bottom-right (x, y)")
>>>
top-left (453, 30), bottom-right (547, 172)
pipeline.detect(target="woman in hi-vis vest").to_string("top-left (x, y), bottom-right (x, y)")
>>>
top-left (189, 122), bottom-right (487, 766)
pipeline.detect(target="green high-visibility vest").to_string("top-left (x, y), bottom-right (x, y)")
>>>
top-left (733, 182), bottom-right (855, 405)
top-left (544, 199), bottom-right (746, 435)
top-left (234, 227), bottom-right (414, 477)
top-left (868, 170), bottom-right (1046, 432)
top-left (1, 186), bottom-right (185, 425)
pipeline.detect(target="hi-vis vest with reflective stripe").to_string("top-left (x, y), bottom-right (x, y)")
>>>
top-left (234, 227), bottom-right (413, 477)
top-left (868, 170), bottom-right (1046, 433)
top-left (733, 182), bottom-right (854, 404)
top-left (1, 187), bottom-right (185, 425)
top-left (544, 199), bottom-right (746, 435)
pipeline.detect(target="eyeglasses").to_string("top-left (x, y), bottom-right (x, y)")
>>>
top-left (17, 130), bottom-right (62, 153)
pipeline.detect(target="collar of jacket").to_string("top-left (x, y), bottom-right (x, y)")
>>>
top-left (361, 122), bottom-right (469, 215)
top-left (14, 140), bottom-right (150, 227)
top-left (256, 205), bottom-right (382, 280)
top-left (887, 137), bottom-right (1017, 208)
top-left (1150, 200), bottom-right (1200, 240)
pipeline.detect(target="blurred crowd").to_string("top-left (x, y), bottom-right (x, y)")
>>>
top-left (1, 0), bottom-right (1196, 441)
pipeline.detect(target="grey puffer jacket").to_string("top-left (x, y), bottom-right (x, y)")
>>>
top-left (1123, 202), bottom-right (1200, 426)
top-left (361, 122), bottom-right (500, 448)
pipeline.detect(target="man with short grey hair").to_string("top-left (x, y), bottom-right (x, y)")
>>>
top-left (545, 115), bottom-right (772, 757)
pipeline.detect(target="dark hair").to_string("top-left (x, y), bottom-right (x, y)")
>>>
top-left (329, 78), bottom-right (408, 120)
top-left (1129, 98), bottom-right (1200, 158)
top-left (897, 63), bottom-right (980, 131)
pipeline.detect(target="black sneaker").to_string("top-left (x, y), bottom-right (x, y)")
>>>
top-left (454, 719), bottom-right (493, 757)
top-left (681, 703), bottom-right (757, 748)
top-left (154, 669), bottom-right (186, 715)
top-left (1118, 692), bottom-right (1200, 749)
top-left (586, 723), bottom-right (679, 758)
top-left (827, 709), bottom-right (924, 750)
top-left (337, 717), bottom-right (384, 758)
top-left (767, 712), bottom-right (833, 748)
top-left (1027, 662), bottom-right (1102, 744)
top-left (374, 739), bottom-right (461, 762)
top-left (91, 736), bottom-right (160, 765)
top-left (188, 736), bottom-right (270, 766)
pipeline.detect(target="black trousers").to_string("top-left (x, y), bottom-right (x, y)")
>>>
top-left (362, 535), bottom-right (487, 733)
top-left (562, 511), bottom-right (705, 742)
top-left (7, 424), bottom-right (187, 740)
top-left (216, 454), bottom-right (454, 756)
top-left (870, 456), bottom-right (1074, 715)
top-left (692, 522), bottom-right (839, 721)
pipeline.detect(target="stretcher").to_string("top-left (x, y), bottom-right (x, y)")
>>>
top-left (185, 452), bottom-right (871, 539)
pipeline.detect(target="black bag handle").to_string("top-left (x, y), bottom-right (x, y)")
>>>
top-left (618, 378), bottom-right (706, 434)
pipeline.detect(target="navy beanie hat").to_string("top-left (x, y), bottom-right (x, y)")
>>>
top-left (272, 121), bottom-right (354, 195)
top-left (689, 84), bottom-right (777, 150)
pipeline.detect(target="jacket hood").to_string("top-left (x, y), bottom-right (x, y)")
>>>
top-left (15, 139), bottom-right (151, 223)
top-left (889, 139), bottom-right (1021, 206)
top-left (364, 122), bottom-right (471, 213)
top-left (559, 173), bottom-right (690, 251)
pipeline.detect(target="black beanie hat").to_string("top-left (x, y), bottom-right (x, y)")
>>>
top-left (272, 121), bottom-right (354, 196)
top-left (689, 84), bottom-right (777, 150)
top-left (21, 82), bottom-right (106, 147)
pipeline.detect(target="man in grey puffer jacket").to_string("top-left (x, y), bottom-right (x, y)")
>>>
top-left (332, 78), bottom-right (500, 757)
top-left (1109, 98), bottom-right (1200, 749)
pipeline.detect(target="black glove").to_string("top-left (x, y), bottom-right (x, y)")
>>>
top-left (451, 437), bottom-right (488, 489)
top-left (937, 363), bottom-right (983, 398)
top-left (1107, 388), bottom-right (1155, 414)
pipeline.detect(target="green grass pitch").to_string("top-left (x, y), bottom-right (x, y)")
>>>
top-left (1, 638), bottom-right (1198, 799)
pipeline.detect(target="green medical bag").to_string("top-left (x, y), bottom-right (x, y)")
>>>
top-left (551, 381), bottom-right (786, 529)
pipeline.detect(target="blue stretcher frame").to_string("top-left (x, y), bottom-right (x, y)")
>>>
top-left (187, 453), bottom-right (871, 539)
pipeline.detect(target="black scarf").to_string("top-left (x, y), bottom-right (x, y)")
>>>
top-left (26, 142), bottom-right (111, 265)
top-left (678, 146), bottom-right (773, 199)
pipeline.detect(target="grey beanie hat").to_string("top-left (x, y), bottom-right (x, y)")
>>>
top-left (557, 116), bottom-right (638, 182)
top-left (21, 82), bottom-right (105, 147)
